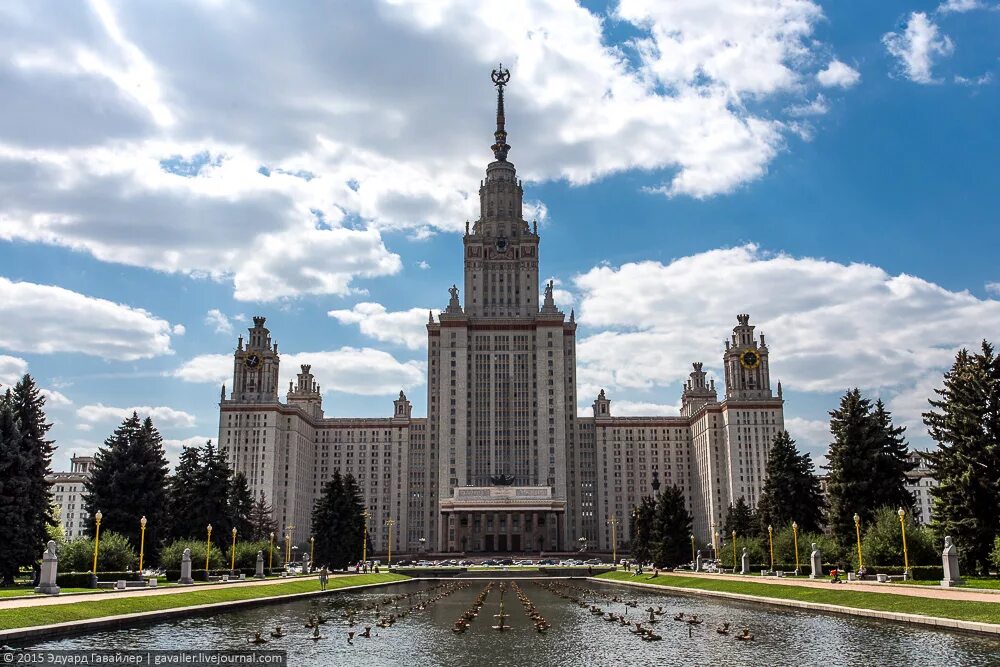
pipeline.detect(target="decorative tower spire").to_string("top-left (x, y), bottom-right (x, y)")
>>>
top-left (490, 64), bottom-right (511, 161)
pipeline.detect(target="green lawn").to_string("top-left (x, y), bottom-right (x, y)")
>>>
top-left (595, 571), bottom-right (1000, 625)
top-left (0, 588), bottom-right (92, 598)
top-left (0, 573), bottom-right (409, 631)
top-left (898, 577), bottom-right (1000, 590)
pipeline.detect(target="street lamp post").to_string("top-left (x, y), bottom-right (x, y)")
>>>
top-left (91, 510), bottom-right (103, 575)
top-left (362, 509), bottom-right (372, 564)
top-left (732, 530), bottom-right (737, 572)
top-left (205, 524), bottom-right (212, 573)
top-left (138, 516), bottom-right (148, 572)
top-left (268, 531), bottom-right (274, 575)
top-left (690, 534), bottom-right (696, 567)
top-left (767, 525), bottom-right (775, 572)
top-left (310, 536), bottom-right (315, 572)
top-left (606, 515), bottom-right (619, 567)
top-left (792, 521), bottom-right (800, 575)
top-left (285, 524), bottom-right (295, 565)
top-left (230, 527), bottom-right (237, 573)
top-left (853, 513), bottom-right (864, 573)
top-left (385, 518), bottom-right (396, 566)
top-left (897, 508), bottom-right (910, 579)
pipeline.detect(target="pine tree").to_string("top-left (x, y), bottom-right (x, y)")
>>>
top-left (756, 431), bottom-right (825, 534)
top-left (651, 485), bottom-right (693, 568)
top-left (197, 441), bottom-right (232, 542)
top-left (248, 490), bottom-right (276, 541)
top-left (83, 414), bottom-right (170, 565)
top-left (168, 445), bottom-right (202, 540)
top-left (11, 375), bottom-right (56, 582)
top-left (311, 471), bottom-right (365, 569)
top-left (228, 472), bottom-right (254, 539)
top-left (924, 342), bottom-right (1000, 573)
top-left (723, 496), bottom-right (757, 538)
top-left (0, 395), bottom-right (30, 584)
top-left (870, 400), bottom-right (915, 511)
top-left (629, 496), bottom-right (657, 565)
top-left (824, 389), bottom-right (881, 555)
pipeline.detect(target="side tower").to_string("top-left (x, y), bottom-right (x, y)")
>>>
top-left (231, 316), bottom-right (280, 402)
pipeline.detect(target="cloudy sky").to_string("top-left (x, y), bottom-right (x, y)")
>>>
top-left (1, 0), bottom-right (997, 470)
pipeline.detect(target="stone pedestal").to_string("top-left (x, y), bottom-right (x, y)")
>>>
top-left (255, 551), bottom-right (265, 578)
top-left (34, 540), bottom-right (60, 595)
top-left (178, 548), bottom-right (194, 585)
top-left (740, 548), bottom-right (750, 575)
top-left (303, 553), bottom-right (311, 574)
top-left (940, 536), bottom-right (963, 587)
top-left (695, 550), bottom-right (702, 572)
top-left (809, 543), bottom-right (822, 579)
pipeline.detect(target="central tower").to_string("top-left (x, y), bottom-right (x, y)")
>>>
top-left (429, 66), bottom-right (574, 553)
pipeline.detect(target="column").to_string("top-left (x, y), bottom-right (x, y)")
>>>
top-left (533, 512), bottom-right (540, 553)
top-left (480, 512), bottom-right (487, 552)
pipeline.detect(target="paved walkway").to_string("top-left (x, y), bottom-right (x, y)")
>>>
top-left (0, 573), bottom-right (349, 610)
top-left (616, 571), bottom-right (1000, 604)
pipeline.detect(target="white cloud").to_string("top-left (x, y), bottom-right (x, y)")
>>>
top-left (0, 0), bottom-right (849, 299)
top-left (786, 95), bottom-right (829, 117)
top-left (986, 282), bottom-right (1000, 296)
top-left (573, 244), bottom-right (1000, 396)
top-left (328, 302), bottom-right (429, 350)
top-left (883, 12), bottom-right (954, 84)
top-left (0, 277), bottom-right (175, 360)
top-left (816, 60), bottom-right (861, 88)
top-left (955, 73), bottom-right (993, 86)
top-left (937, 0), bottom-right (985, 13)
top-left (172, 324), bottom-right (185, 335)
top-left (162, 435), bottom-right (214, 466)
top-left (41, 389), bottom-right (73, 407)
top-left (173, 347), bottom-right (425, 397)
top-left (0, 355), bottom-right (29, 388)
top-left (609, 400), bottom-right (681, 417)
top-left (205, 309), bottom-right (234, 335)
top-left (76, 403), bottom-right (197, 428)
top-left (76, 423), bottom-right (93, 432)
top-left (784, 417), bottom-right (830, 459)
top-left (541, 277), bottom-right (576, 309)
top-left (417, 261), bottom-right (430, 270)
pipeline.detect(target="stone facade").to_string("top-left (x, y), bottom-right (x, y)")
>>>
top-left (217, 74), bottom-right (785, 554)
top-left (46, 455), bottom-right (95, 540)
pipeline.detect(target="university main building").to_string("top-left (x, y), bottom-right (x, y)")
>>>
top-left (217, 70), bottom-right (785, 557)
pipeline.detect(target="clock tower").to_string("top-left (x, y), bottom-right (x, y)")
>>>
top-left (230, 316), bottom-right (280, 403)
top-left (723, 313), bottom-right (773, 400)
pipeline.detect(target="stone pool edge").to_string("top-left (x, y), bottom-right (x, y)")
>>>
top-left (0, 579), bottom-right (407, 644)
top-left (590, 577), bottom-right (1000, 637)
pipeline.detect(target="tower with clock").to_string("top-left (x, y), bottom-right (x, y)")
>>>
top-left (231, 316), bottom-right (280, 402)
top-left (723, 313), bottom-right (772, 400)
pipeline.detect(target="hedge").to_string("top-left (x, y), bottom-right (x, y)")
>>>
top-left (732, 563), bottom-right (943, 581)
top-left (56, 571), bottom-right (144, 588)
top-left (162, 567), bottom-right (259, 581)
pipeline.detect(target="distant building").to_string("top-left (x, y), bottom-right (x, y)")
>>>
top-left (46, 455), bottom-right (95, 540)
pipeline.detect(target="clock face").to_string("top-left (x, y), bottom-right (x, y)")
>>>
top-left (245, 353), bottom-right (261, 368)
top-left (495, 236), bottom-right (508, 252)
top-left (739, 349), bottom-right (761, 370)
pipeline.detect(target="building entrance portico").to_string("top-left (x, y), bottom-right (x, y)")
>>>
top-left (439, 487), bottom-right (565, 553)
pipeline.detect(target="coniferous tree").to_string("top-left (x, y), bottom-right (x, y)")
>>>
top-left (629, 496), bottom-right (657, 565)
top-left (722, 496), bottom-right (757, 539)
top-left (0, 396), bottom-right (29, 584)
top-left (311, 471), bottom-right (365, 569)
top-left (756, 431), bottom-right (825, 534)
top-left (923, 342), bottom-right (1000, 573)
top-left (11, 375), bottom-right (56, 582)
top-left (651, 485), bottom-right (693, 568)
top-left (83, 414), bottom-right (170, 564)
top-left (168, 445), bottom-right (202, 540)
top-left (197, 441), bottom-right (232, 541)
top-left (870, 400), bottom-right (915, 512)
top-left (248, 490), bottom-right (276, 541)
top-left (228, 472), bottom-right (254, 539)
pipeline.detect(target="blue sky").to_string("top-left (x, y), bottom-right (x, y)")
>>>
top-left (0, 0), bottom-right (997, 470)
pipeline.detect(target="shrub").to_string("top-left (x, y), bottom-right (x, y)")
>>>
top-left (855, 506), bottom-right (937, 569)
top-left (56, 571), bottom-right (144, 587)
top-left (159, 539), bottom-right (224, 571)
top-left (59, 532), bottom-right (136, 572)
top-left (992, 536), bottom-right (1000, 571)
top-left (233, 540), bottom-right (271, 570)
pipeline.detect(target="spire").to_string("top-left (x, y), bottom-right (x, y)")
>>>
top-left (490, 64), bottom-right (511, 161)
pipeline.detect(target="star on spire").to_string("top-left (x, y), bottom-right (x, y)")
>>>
top-left (490, 63), bottom-right (511, 161)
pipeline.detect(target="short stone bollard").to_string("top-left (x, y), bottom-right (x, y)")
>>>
top-left (847, 572), bottom-right (856, 581)
top-left (876, 573), bottom-right (888, 583)
top-left (255, 551), bottom-right (265, 579)
top-left (941, 536), bottom-right (963, 587)
top-left (148, 578), bottom-right (157, 588)
top-left (809, 543), bottom-right (822, 579)
top-left (178, 547), bottom-right (194, 585)
top-left (740, 548), bottom-right (750, 575)
top-left (222, 574), bottom-right (229, 582)
top-left (34, 540), bottom-right (61, 595)
top-left (116, 580), bottom-right (127, 590)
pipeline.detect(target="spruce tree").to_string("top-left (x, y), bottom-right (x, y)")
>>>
top-left (629, 495), bottom-right (656, 565)
top-left (651, 485), bottom-right (693, 568)
top-left (11, 375), bottom-right (56, 580)
top-left (168, 445), bottom-right (202, 540)
top-left (824, 389), bottom-right (880, 555)
top-left (0, 396), bottom-right (29, 584)
top-left (228, 472), bottom-right (254, 539)
top-left (870, 399), bottom-right (915, 511)
top-left (248, 490), bottom-right (276, 541)
top-left (924, 342), bottom-right (1000, 573)
top-left (756, 430), bottom-right (825, 534)
top-left (83, 414), bottom-right (170, 565)
top-left (723, 496), bottom-right (757, 538)
top-left (311, 471), bottom-right (365, 569)
top-left (197, 441), bottom-right (232, 542)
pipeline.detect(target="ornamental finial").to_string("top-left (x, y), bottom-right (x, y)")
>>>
top-left (490, 64), bottom-right (511, 161)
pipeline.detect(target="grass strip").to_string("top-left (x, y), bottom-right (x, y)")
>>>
top-left (0, 588), bottom-right (92, 598)
top-left (595, 571), bottom-right (1000, 625)
top-left (0, 573), bottom-right (409, 631)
